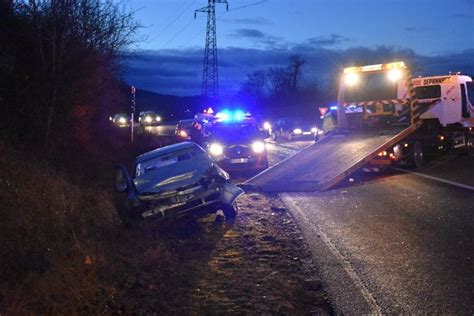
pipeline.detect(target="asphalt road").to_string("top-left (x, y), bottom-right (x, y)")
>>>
top-left (281, 155), bottom-right (474, 314)
top-left (141, 124), bottom-right (176, 137)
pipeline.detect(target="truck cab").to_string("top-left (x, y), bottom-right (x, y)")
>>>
top-left (403, 75), bottom-right (474, 127)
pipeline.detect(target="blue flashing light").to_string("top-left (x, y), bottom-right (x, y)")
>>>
top-left (234, 110), bottom-right (245, 121)
top-left (330, 105), bottom-right (338, 111)
top-left (215, 109), bottom-right (248, 122)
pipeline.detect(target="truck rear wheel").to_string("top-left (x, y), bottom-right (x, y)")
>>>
top-left (412, 141), bottom-right (425, 169)
top-left (271, 131), bottom-right (277, 141)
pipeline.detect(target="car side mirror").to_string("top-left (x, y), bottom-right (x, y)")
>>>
top-left (114, 164), bottom-right (133, 192)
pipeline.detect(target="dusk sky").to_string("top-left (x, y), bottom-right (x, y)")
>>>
top-left (123, 0), bottom-right (474, 97)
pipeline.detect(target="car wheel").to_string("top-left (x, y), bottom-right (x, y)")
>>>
top-left (221, 202), bottom-right (238, 219)
top-left (116, 204), bottom-right (136, 227)
top-left (412, 141), bottom-right (424, 169)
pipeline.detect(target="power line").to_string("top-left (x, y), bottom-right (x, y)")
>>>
top-left (179, 0), bottom-right (268, 48)
top-left (158, 18), bottom-right (195, 50)
top-left (150, 0), bottom-right (197, 43)
top-left (227, 0), bottom-right (267, 12)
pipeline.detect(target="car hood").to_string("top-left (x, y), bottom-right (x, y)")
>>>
top-left (133, 158), bottom-right (213, 195)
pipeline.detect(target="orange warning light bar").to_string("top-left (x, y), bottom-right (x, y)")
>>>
top-left (343, 61), bottom-right (406, 74)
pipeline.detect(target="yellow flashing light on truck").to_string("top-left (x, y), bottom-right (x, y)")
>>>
top-left (343, 61), bottom-right (407, 87)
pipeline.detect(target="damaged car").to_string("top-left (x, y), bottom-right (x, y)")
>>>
top-left (113, 142), bottom-right (244, 225)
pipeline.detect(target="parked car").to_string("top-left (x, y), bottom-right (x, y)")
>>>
top-left (206, 117), bottom-right (269, 173)
top-left (139, 111), bottom-right (162, 126)
top-left (113, 142), bottom-right (244, 226)
top-left (175, 119), bottom-right (194, 141)
top-left (270, 117), bottom-right (320, 141)
top-left (109, 113), bottom-right (130, 127)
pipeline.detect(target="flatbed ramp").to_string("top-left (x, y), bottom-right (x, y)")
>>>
top-left (247, 125), bottom-right (418, 192)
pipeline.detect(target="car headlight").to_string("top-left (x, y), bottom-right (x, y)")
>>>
top-left (252, 141), bottom-right (266, 153)
top-left (179, 130), bottom-right (188, 138)
top-left (145, 116), bottom-right (152, 123)
top-left (293, 128), bottom-right (302, 134)
top-left (118, 117), bottom-right (126, 124)
top-left (209, 143), bottom-right (224, 156)
top-left (156, 116), bottom-right (161, 122)
top-left (263, 122), bottom-right (271, 130)
top-left (311, 127), bottom-right (318, 133)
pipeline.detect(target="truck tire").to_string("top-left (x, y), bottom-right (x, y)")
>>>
top-left (221, 202), bottom-right (238, 219)
top-left (271, 131), bottom-right (277, 141)
top-left (412, 141), bottom-right (425, 169)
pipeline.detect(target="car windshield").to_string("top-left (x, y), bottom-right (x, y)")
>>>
top-left (287, 119), bottom-right (316, 129)
top-left (135, 146), bottom-right (204, 178)
top-left (344, 72), bottom-right (398, 103)
top-left (211, 123), bottom-right (260, 143)
top-left (178, 120), bottom-right (194, 129)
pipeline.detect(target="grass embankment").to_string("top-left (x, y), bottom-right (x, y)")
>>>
top-left (0, 128), bottom-right (175, 314)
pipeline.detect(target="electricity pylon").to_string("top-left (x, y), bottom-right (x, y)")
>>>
top-left (195, 0), bottom-right (228, 99)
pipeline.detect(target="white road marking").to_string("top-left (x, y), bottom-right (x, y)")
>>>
top-left (281, 193), bottom-right (383, 315)
top-left (392, 168), bottom-right (474, 191)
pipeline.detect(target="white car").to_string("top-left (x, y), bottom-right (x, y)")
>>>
top-left (113, 142), bottom-right (244, 225)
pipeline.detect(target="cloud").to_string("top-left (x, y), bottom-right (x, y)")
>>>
top-left (228, 28), bottom-right (284, 48)
top-left (305, 34), bottom-right (350, 47)
top-left (453, 12), bottom-right (473, 19)
top-left (222, 17), bottom-right (273, 26)
top-left (231, 28), bottom-right (266, 38)
top-left (123, 46), bottom-right (474, 98)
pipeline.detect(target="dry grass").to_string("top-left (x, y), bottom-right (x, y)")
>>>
top-left (0, 142), bottom-right (119, 314)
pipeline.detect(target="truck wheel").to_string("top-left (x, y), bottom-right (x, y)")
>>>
top-left (412, 141), bottom-right (425, 169)
top-left (271, 131), bottom-right (277, 141)
top-left (221, 202), bottom-right (238, 219)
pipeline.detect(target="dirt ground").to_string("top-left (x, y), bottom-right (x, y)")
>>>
top-left (110, 193), bottom-right (333, 314)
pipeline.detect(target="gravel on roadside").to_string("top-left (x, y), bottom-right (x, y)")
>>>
top-left (112, 193), bottom-right (333, 314)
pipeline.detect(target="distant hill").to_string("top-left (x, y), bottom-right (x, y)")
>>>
top-left (119, 84), bottom-right (215, 121)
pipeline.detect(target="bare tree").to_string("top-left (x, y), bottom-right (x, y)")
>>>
top-left (288, 55), bottom-right (305, 92)
top-left (1, 0), bottom-right (140, 148)
top-left (267, 67), bottom-right (290, 96)
top-left (240, 70), bottom-right (267, 103)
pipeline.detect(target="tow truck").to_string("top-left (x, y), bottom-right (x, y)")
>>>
top-left (246, 61), bottom-right (473, 192)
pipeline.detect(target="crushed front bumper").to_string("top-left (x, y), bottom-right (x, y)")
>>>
top-left (133, 182), bottom-right (243, 220)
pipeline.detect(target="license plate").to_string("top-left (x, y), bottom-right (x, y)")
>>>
top-left (171, 194), bottom-right (191, 203)
top-left (230, 158), bottom-right (248, 164)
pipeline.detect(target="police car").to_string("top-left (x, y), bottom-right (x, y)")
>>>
top-left (206, 110), bottom-right (269, 173)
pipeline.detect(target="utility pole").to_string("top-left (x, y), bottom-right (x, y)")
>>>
top-left (131, 85), bottom-right (136, 143)
top-left (195, 0), bottom-right (228, 100)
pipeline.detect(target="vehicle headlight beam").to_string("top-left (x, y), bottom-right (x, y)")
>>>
top-left (252, 141), bottom-right (266, 153)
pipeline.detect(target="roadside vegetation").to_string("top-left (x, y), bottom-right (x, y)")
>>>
top-left (0, 0), bottom-right (140, 313)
